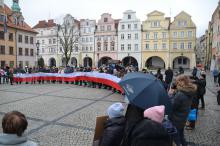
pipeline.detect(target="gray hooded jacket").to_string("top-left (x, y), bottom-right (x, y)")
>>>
top-left (0, 133), bottom-right (37, 146)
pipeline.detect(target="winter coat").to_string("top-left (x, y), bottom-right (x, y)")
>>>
top-left (165, 69), bottom-right (174, 84)
top-left (122, 118), bottom-right (171, 146)
top-left (194, 79), bottom-right (206, 97)
top-left (99, 117), bottom-right (125, 146)
top-left (170, 83), bottom-right (197, 129)
top-left (120, 104), bottom-right (144, 146)
top-left (0, 133), bottom-right (37, 146)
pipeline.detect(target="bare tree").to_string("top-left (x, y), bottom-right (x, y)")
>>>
top-left (57, 15), bottom-right (80, 67)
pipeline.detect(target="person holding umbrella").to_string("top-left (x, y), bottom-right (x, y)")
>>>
top-left (168, 75), bottom-right (197, 146)
top-left (119, 72), bottom-right (172, 146)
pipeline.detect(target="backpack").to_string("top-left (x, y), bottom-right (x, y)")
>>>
top-left (121, 118), bottom-right (171, 146)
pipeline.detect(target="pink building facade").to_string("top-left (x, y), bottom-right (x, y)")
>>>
top-left (94, 13), bottom-right (119, 67)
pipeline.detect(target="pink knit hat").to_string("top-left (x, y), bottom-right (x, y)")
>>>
top-left (143, 105), bottom-right (165, 123)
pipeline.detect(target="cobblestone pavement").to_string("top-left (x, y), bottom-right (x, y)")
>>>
top-left (0, 73), bottom-right (219, 146)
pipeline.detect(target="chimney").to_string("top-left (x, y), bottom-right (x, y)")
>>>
top-left (48, 19), bottom-right (54, 24)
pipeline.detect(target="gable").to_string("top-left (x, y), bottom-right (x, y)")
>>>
top-left (147, 10), bottom-right (165, 17)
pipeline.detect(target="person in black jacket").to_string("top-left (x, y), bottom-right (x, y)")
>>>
top-left (168, 75), bottom-right (197, 146)
top-left (197, 74), bottom-right (206, 109)
top-left (165, 67), bottom-right (174, 86)
top-left (99, 102), bottom-right (125, 146)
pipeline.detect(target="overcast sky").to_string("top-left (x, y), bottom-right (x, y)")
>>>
top-left (4, 0), bottom-right (219, 36)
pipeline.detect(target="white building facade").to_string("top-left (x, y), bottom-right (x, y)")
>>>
top-left (79, 19), bottom-right (96, 67)
top-left (118, 10), bottom-right (142, 69)
top-left (33, 20), bottom-right (59, 67)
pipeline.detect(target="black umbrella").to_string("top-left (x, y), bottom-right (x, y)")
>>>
top-left (119, 72), bottom-right (172, 115)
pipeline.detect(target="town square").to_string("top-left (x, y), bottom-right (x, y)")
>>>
top-left (0, 0), bottom-right (220, 146)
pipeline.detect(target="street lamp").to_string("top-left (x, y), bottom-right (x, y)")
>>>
top-left (36, 42), bottom-right (40, 66)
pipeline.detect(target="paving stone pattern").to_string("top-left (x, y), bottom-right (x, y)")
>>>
top-left (0, 73), bottom-right (219, 146)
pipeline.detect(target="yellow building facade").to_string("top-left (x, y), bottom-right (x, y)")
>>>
top-left (170, 11), bottom-right (196, 69)
top-left (142, 10), bottom-right (196, 69)
top-left (0, 26), bottom-right (16, 68)
top-left (142, 10), bottom-right (170, 69)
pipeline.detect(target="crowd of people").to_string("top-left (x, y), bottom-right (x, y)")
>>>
top-left (0, 64), bottom-right (208, 146)
top-left (96, 67), bottom-right (207, 146)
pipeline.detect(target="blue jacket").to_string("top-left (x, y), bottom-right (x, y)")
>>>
top-left (0, 133), bottom-right (37, 146)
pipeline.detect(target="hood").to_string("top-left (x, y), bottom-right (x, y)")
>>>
top-left (0, 133), bottom-right (27, 145)
top-left (143, 105), bottom-right (165, 123)
top-left (105, 117), bottom-right (125, 128)
top-left (177, 83), bottom-right (197, 95)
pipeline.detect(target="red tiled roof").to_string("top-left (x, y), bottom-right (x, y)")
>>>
top-left (33, 19), bottom-right (57, 29)
top-left (1, 5), bottom-right (37, 33)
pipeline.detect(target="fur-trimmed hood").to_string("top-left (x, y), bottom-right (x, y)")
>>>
top-left (177, 83), bottom-right (197, 95)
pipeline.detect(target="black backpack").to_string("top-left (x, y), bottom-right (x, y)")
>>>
top-left (121, 118), bottom-right (171, 146)
top-left (217, 90), bottom-right (220, 105)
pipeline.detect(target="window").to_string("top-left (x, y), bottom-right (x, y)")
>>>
top-left (0, 14), bottom-right (4, 22)
top-left (90, 37), bottom-right (93, 42)
top-left (51, 30), bottom-right (53, 34)
top-left (180, 42), bottom-right (184, 49)
top-left (121, 44), bottom-right (124, 51)
top-left (107, 25), bottom-right (111, 31)
top-left (135, 33), bottom-right (138, 39)
top-left (188, 42), bottom-right (192, 49)
top-left (25, 61), bottom-right (29, 67)
top-left (0, 31), bottom-right (4, 40)
top-left (173, 32), bottom-right (177, 38)
top-left (86, 38), bottom-right (89, 42)
top-left (0, 46), bottom-right (5, 54)
top-left (82, 38), bottom-right (85, 42)
top-left (104, 43), bottom-right (108, 51)
top-left (121, 25), bottom-right (125, 29)
top-left (86, 47), bottom-right (88, 51)
top-left (25, 36), bottom-right (28, 44)
top-left (0, 61), bottom-right (5, 68)
top-left (90, 46), bottom-right (93, 51)
top-left (18, 35), bottom-right (22, 43)
top-left (162, 43), bottom-right (166, 49)
top-left (19, 61), bottom-right (23, 68)
top-left (53, 39), bottom-right (56, 44)
top-left (59, 47), bottom-right (62, 52)
top-left (9, 47), bottom-right (13, 55)
top-left (40, 31), bottom-right (43, 35)
top-left (30, 49), bottom-right (34, 56)
top-left (110, 42), bottom-right (114, 51)
top-left (128, 34), bottom-right (131, 39)
top-left (9, 61), bottom-right (14, 68)
top-left (104, 18), bottom-right (108, 22)
top-left (128, 14), bottom-right (131, 19)
top-left (154, 43), bottom-right (157, 49)
top-left (30, 37), bottom-right (33, 44)
top-left (146, 44), bottom-right (149, 49)
top-left (146, 33), bottom-right (149, 39)
top-left (183, 58), bottom-right (187, 65)
top-left (173, 43), bottom-right (177, 49)
top-left (121, 34), bottom-right (124, 40)
top-left (19, 48), bottom-right (22, 55)
top-left (135, 44), bottom-right (138, 51)
top-left (178, 58), bottom-right (182, 64)
top-left (9, 33), bottom-right (13, 41)
top-left (134, 24), bottom-right (138, 29)
top-left (101, 26), bottom-right (104, 31)
top-left (162, 32), bottom-right (166, 39)
top-left (188, 31), bottom-right (192, 37)
top-left (97, 43), bottom-right (101, 51)
top-left (97, 36), bottom-right (101, 41)
top-left (128, 24), bottom-right (131, 29)
top-left (128, 44), bottom-right (131, 51)
top-left (42, 48), bottom-right (45, 53)
top-left (25, 48), bottom-right (29, 56)
top-left (152, 21), bottom-right (160, 27)
top-left (180, 31), bottom-right (184, 38)
top-left (82, 47), bottom-right (85, 51)
top-left (49, 39), bottom-right (52, 44)
top-left (154, 32), bottom-right (158, 39)
top-left (42, 40), bottom-right (45, 44)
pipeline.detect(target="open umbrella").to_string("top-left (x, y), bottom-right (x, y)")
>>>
top-left (119, 72), bottom-right (172, 115)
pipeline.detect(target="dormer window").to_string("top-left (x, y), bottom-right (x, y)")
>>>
top-left (13, 16), bottom-right (17, 25)
top-left (104, 18), bottom-right (108, 22)
top-left (128, 15), bottom-right (131, 19)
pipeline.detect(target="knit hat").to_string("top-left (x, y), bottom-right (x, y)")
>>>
top-left (107, 102), bottom-right (124, 119)
top-left (144, 105), bottom-right (165, 123)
